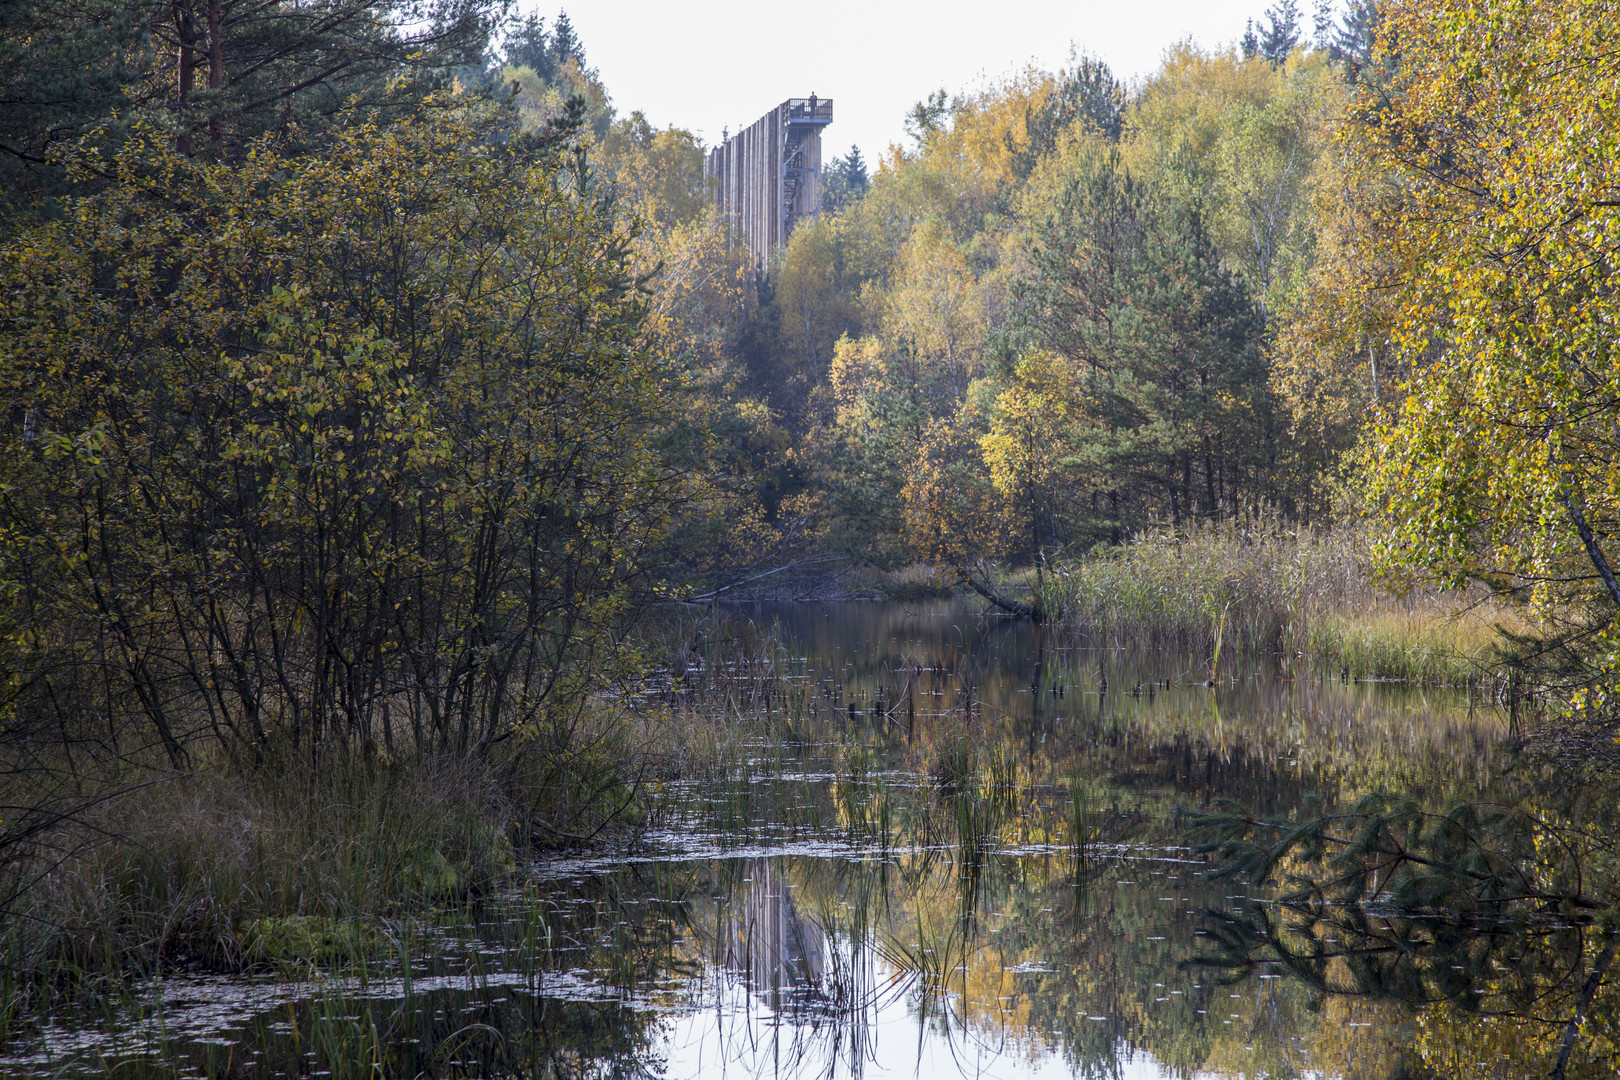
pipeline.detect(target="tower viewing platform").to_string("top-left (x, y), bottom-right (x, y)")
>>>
top-left (707, 95), bottom-right (834, 268)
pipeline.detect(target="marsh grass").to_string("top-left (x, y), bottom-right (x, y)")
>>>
top-left (0, 738), bottom-right (660, 1027)
top-left (862, 564), bottom-right (957, 602)
top-left (1038, 515), bottom-right (1514, 689)
top-left (31, 758), bottom-right (506, 953)
top-left (1069, 780), bottom-right (1097, 864)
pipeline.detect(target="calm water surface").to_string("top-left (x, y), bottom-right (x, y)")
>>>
top-left (5, 602), bottom-right (1512, 1079)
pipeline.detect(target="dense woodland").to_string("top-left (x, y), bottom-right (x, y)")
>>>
top-left (3, 0), bottom-right (1620, 822)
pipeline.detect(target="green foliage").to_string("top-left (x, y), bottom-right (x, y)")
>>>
top-left (820, 144), bottom-right (870, 213)
top-left (0, 0), bottom-right (504, 223)
top-left (1257, 1), bottom-right (1304, 65)
top-left (1011, 149), bottom-right (1270, 539)
top-left (599, 110), bottom-right (709, 228)
top-left (709, 49), bottom-right (1341, 580)
top-left (243, 915), bottom-right (384, 967)
top-left (1036, 514), bottom-right (1506, 686)
top-left (0, 100), bottom-right (680, 762)
top-left (1336, 0), bottom-right (1620, 714)
top-left (0, 0), bottom-right (147, 215)
top-left (500, 8), bottom-right (587, 85)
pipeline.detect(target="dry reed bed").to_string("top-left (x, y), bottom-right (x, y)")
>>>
top-left (1037, 518), bottom-right (1512, 691)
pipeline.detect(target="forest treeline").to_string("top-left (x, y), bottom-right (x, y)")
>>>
top-left (4, 0), bottom-right (1620, 771)
top-left (606, 0), bottom-right (1620, 724)
top-left (564, 2), bottom-right (1384, 582)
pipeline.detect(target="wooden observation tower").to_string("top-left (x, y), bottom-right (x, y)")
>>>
top-left (706, 95), bottom-right (834, 268)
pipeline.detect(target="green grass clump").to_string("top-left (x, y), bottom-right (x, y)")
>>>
top-left (870, 564), bottom-right (958, 602)
top-left (242, 915), bottom-right (385, 967)
top-left (1303, 611), bottom-right (1504, 686)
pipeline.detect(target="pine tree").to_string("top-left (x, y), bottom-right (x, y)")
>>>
top-left (1, 0), bottom-right (503, 219)
top-left (1312, 0), bottom-right (1337, 51)
top-left (1259, 0), bottom-right (1303, 64)
top-left (1013, 154), bottom-right (1268, 535)
top-left (1333, 0), bottom-right (1378, 66)
top-left (551, 10), bottom-right (584, 69)
top-left (820, 145), bottom-right (870, 213)
top-left (1008, 56), bottom-right (1125, 178)
top-left (0, 0), bottom-right (146, 215)
top-left (504, 12), bottom-right (557, 81)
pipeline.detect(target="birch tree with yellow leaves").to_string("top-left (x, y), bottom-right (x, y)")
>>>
top-left (1345, 0), bottom-right (1620, 705)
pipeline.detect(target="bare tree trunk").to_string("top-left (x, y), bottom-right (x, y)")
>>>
top-left (1553, 936), bottom-right (1618, 1080)
top-left (1550, 439), bottom-right (1620, 610)
top-left (174, 0), bottom-right (197, 154)
top-left (1559, 487), bottom-right (1620, 609)
top-left (956, 562), bottom-right (1039, 620)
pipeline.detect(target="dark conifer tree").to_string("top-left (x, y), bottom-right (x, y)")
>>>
top-left (1312, 0), bottom-right (1337, 50)
top-left (1014, 154), bottom-right (1269, 537)
top-left (1007, 56), bottom-right (1125, 179)
top-left (1258, 0), bottom-right (1303, 63)
top-left (820, 145), bottom-right (869, 213)
top-left (551, 10), bottom-right (583, 69)
top-left (503, 11), bottom-right (556, 80)
top-left (1333, 1), bottom-right (1379, 66)
top-left (2, 0), bottom-right (505, 222)
top-left (0, 0), bottom-right (146, 214)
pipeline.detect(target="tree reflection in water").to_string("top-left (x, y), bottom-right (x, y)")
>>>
top-left (1187, 789), bottom-right (1620, 1078)
top-left (11, 601), bottom-right (1549, 1079)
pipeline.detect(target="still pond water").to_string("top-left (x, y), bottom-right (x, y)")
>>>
top-left (7, 602), bottom-right (1519, 1079)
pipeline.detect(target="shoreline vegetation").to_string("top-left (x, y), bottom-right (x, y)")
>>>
top-left (1034, 518), bottom-right (1512, 692)
top-left (710, 517), bottom-right (1512, 691)
top-left (0, 737), bottom-right (646, 1027)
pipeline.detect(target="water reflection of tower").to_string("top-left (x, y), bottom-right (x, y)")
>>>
top-left (721, 857), bottom-right (826, 1008)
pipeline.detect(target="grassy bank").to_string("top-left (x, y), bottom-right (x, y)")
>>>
top-left (1034, 517), bottom-right (1512, 689)
top-left (0, 732), bottom-right (644, 1026)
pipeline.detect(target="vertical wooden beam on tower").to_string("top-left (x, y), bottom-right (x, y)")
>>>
top-left (706, 96), bottom-right (834, 270)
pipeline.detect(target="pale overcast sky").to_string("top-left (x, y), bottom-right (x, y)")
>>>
top-left (550, 0), bottom-right (1310, 162)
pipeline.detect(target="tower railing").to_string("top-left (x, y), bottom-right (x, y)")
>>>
top-left (784, 98), bottom-right (834, 123)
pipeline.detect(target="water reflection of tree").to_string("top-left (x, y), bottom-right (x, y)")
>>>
top-left (677, 846), bottom-right (1354, 1079)
top-left (639, 603), bottom-right (1519, 1076)
top-left (1188, 790), bottom-right (1620, 1078)
top-left (717, 857), bottom-right (826, 1005)
top-left (675, 855), bottom-right (893, 1078)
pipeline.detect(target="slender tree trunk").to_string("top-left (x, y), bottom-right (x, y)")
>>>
top-left (1559, 487), bottom-right (1620, 609)
top-left (206, 0), bottom-right (225, 146)
top-left (1550, 441), bottom-right (1620, 609)
top-left (1553, 936), bottom-right (1619, 1080)
top-left (174, 0), bottom-right (197, 154)
top-left (1203, 435), bottom-right (1218, 518)
top-left (1181, 452), bottom-right (1193, 524)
